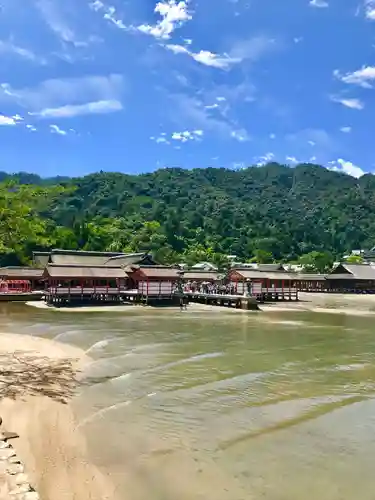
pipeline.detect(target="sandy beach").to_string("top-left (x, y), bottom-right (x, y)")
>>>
top-left (0, 334), bottom-right (119, 500)
top-left (260, 292), bottom-right (375, 315)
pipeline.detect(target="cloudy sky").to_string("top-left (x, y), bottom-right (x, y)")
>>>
top-left (0, 0), bottom-right (374, 177)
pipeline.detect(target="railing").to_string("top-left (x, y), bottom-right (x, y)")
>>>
top-left (185, 286), bottom-right (299, 301)
top-left (188, 287), bottom-right (298, 296)
top-left (138, 281), bottom-right (174, 297)
top-left (258, 287), bottom-right (298, 294)
top-left (47, 287), bottom-right (127, 295)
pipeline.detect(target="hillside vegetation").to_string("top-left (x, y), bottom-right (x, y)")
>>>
top-left (0, 163), bottom-right (374, 268)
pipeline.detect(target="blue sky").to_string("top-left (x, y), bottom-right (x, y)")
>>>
top-left (0, 0), bottom-right (374, 178)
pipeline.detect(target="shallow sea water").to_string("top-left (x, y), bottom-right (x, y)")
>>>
top-left (1, 303), bottom-right (375, 499)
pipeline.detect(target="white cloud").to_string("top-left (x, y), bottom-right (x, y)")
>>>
top-left (330, 96), bottom-right (364, 109)
top-left (26, 124), bottom-right (37, 132)
top-left (334, 66), bottom-right (375, 88)
top-left (340, 126), bottom-right (352, 133)
top-left (89, 1), bottom-right (127, 29)
top-left (0, 40), bottom-right (45, 64)
top-left (31, 100), bottom-right (123, 119)
top-left (329, 158), bottom-right (365, 178)
top-left (0, 115), bottom-right (17, 126)
top-left (170, 94), bottom-right (253, 140)
top-left (136, 1), bottom-right (192, 40)
top-left (166, 35), bottom-right (277, 70)
top-left (286, 156), bottom-right (299, 164)
top-left (256, 152), bottom-right (275, 165)
top-left (309, 0), bottom-right (329, 7)
top-left (0, 113), bottom-right (23, 126)
top-left (165, 44), bottom-right (239, 69)
top-left (150, 135), bottom-right (170, 144)
top-left (90, 0), bottom-right (105, 10)
top-left (50, 124), bottom-right (67, 135)
top-left (364, 0), bottom-right (375, 19)
top-left (192, 50), bottom-right (241, 69)
top-left (0, 75), bottom-right (124, 112)
top-left (171, 129), bottom-right (203, 142)
top-left (36, 0), bottom-right (82, 45)
top-left (232, 162), bottom-right (247, 170)
top-left (172, 93), bottom-right (250, 142)
top-left (231, 129), bottom-right (251, 142)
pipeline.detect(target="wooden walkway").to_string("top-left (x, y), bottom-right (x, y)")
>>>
top-left (186, 288), bottom-right (299, 305)
top-left (184, 292), bottom-right (259, 310)
top-left (44, 287), bottom-right (178, 307)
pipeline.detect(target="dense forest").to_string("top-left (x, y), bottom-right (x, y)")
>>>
top-left (0, 162), bottom-right (374, 270)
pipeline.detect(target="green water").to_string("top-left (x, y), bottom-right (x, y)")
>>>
top-left (1, 303), bottom-right (375, 499)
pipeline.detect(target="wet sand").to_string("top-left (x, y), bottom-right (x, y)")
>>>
top-left (0, 334), bottom-right (119, 500)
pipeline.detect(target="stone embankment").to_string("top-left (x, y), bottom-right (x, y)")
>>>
top-left (0, 420), bottom-right (38, 500)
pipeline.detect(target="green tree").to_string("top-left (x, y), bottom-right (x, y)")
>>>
top-left (299, 251), bottom-right (334, 273)
top-left (0, 183), bottom-right (65, 264)
top-left (250, 249), bottom-right (274, 264)
top-left (344, 254), bottom-right (364, 264)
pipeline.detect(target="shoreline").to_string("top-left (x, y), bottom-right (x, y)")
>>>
top-left (0, 334), bottom-right (119, 500)
top-left (26, 293), bottom-right (375, 316)
top-left (259, 292), bottom-right (375, 316)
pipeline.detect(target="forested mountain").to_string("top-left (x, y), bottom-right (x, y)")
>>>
top-left (1, 163), bottom-right (374, 267)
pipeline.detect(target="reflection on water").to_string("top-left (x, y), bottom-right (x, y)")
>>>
top-left (1, 303), bottom-right (375, 499)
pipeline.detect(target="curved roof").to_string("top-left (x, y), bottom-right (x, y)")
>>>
top-left (0, 267), bottom-right (44, 278)
top-left (329, 263), bottom-right (375, 280)
top-left (43, 265), bottom-right (127, 279)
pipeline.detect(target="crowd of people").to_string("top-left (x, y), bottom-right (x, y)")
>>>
top-left (183, 281), bottom-right (238, 295)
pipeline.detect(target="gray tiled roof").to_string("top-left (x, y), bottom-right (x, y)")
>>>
top-left (104, 253), bottom-right (153, 267)
top-left (183, 271), bottom-right (220, 281)
top-left (329, 263), bottom-right (375, 280)
top-left (44, 265), bottom-right (127, 279)
top-left (232, 263), bottom-right (284, 272)
top-left (0, 267), bottom-right (44, 279)
top-left (129, 266), bottom-right (180, 279)
top-left (230, 269), bottom-right (295, 280)
top-left (255, 264), bottom-right (285, 272)
top-left (50, 249), bottom-right (124, 266)
top-left (33, 252), bottom-right (50, 268)
top-left (295, 274), bottom-right (327, 281)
